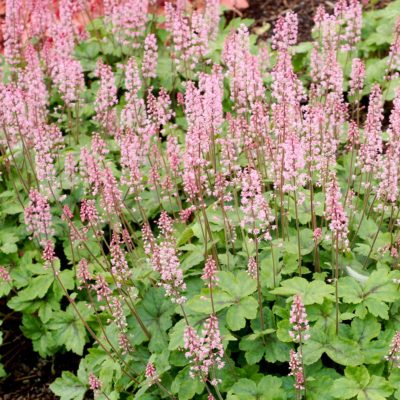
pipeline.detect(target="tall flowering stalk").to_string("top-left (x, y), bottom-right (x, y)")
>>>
top-left (326, 172), bottom-right (349, 333)
top-left (386, 331), bottom-right (400, 371)
top-left (145, 212), bottom-right (186, 304)
top-left (183, 315), bottom-right (224, 387)
top-left (240, 167), bottom-right (274, 334)
top-left (288, 295), bottom-right (309, 399)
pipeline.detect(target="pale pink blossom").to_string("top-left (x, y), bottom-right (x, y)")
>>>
top-left (142, 34), bottom-right (158, 79)
top-left (289, 349), bottom-right (305, 391)
top-left (289, 294), bottom-right (310, 342)
top-left (386, 331), bottom-right (400, 366)
top-left (325, 173), bottom-right (349, 250)
top-left (202, 257), bottom-right (218, 287)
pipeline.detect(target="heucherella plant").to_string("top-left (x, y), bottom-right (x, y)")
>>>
top-left (2, 0), bottom-right (400, 399)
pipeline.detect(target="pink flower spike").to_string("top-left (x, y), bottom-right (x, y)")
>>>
top-left (272, 11), bottom-right (298, 51)
top-left (386, 331), bottom-right (400, 366)
top-left (145, 362), bottom-right (159, 384)
top-left (89, 373), bottom-right (102, 395)
top-left (289, 349), bottom-right (305, 391)
top-left (289, 294), bottom-right (310, 342)
top-left (142, 34), bottom-right (158, 79)
top-left (202, 256), bottom-right (218, 287)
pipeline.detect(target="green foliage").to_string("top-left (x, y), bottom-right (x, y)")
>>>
top-left (2, 1), bottom-right (400, 400)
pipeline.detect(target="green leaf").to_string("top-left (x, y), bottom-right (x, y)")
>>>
top-left (133, 287), bottom-right (175, 352)
top-left (171, 367), bottom-right (204, 400)
top-left (332, 366), bottom-right (393, 400)
top-left (48, 303), bottom-right (89, 355)
top-left (257, 376), bottom-right (287, 400)
top-left (303, 325), bottom-right (363, 366)
top-left (332, 376), bottom-right (362, 399)
top-left (339, 270), bottom-right (399, 319)
top-left (271, 277), bottom-right (334, 305)
top-left (229, 378), bottom-right (257, 400)
top-left (218, 271), bottom-right (257, 298)
top-left (20, 314), bottom-right (58, 357)
top-left (358, 376), bottom-right (393, 400)
top-left (50, 371), bottom-right (87, 400)
top-left (228, 376), bottom-right (286, 400)
top-left (16, 272), bottom-right (54, 301)
top-left (226, 296), bottom-right (258, 331)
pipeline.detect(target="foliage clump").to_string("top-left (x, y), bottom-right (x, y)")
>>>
top-left (2, 1), bottom-right (400, 399)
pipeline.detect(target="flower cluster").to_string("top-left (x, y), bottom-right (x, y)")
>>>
top-left (24, 189), bottom-right (54, 246)
top-left (184, 314), bottom-right (224, 381)
top-left (202, 256), bottom-right (219, 288)
top-left (240, 168), bottom-right (274, 239)
top-left (325, 173), bottom-right (349, 251)
top-left (289, 349), bottom-right (305, 391)
top-left (289, 294), bottom-right (310, 342)
top-left (146, 212), bottom-right (186, 304)
top-left (386, 331), bottom-right (400, 367)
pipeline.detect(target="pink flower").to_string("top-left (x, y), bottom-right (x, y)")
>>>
top-left (3, 0), bottom-right (23, 68)
top-left (289, 349), bottom-right (305, 391)
top-left (94, 60), bottom-right (118, 132)
top-left (240, 168), bottom-right (274, 239)
top-left (110, 297), bottom-right (128, 348)
top-left (223, 25), bottom-right (264, 112)
top-left (350, 58), bottom-right (365, 96)
top-left (204, 0), bottom-right (220, 40)
top-left (92, 274), bottom-right (112, 302)
top-left (313, 228), bottom-right (322, 243)
top-left (278, 132), bottom-right (306, 193)
top-left (46, 12), bottom-right (84, 106)
top-left (165, 3), bottom-right (208, 71)
top-left (377, 147), bottom-right (399, 203)
top-left (149, 213), bottom-right (186, 304)
top-left (167, 136), bottom-right (181, 173)
top-left (147, 87), bottom-right (174, 128)
top-left (202, 314), bottom-right (224, 370)
top-left (80, 199), bottom-right (99, 225)
top-left (145, 362), bottom-right (159, 383)
top-left (110, 232), bottom-right (131, 285)
top-left (289, 294), bottom-right (310, 342)
top-left (325, 173), bottom-right (349, 250)
top-left (142, 33), bottom-right (158, 79)
top-left (202, 256), bottom-right (218, 287)
top-left (89, 373), bottom-right (102, 395)
top-left (180, 207), bottom-right (195, 223)
top-left (336, 0), bottom-right (362, 51)
top-left (272, 11), bottom-right (298, 51)
top-left (42, 240), bottom-right (56, 268)
top-left (101, 167), bottom-right (122, 216)
top-left (22, 44), bottom-right (48, 121)
top-left (109, 0), bottom-right (148, 48)
top-left (247, 257), bottom-right (257, 279)
top-left (386, 331), bottom-right (400, 366)
top-left (24, 190), bottom-right (53, 245)
top-left (0, 266), bottom-right (11, 283)
top-left (387, 17), bottom-right (400, 78)
top-left (184, 314), bottom-right (224, 380)
top-left (359, 84), bottom-right (383, 173)
top-left (77, 259), bottom-right (91, 287)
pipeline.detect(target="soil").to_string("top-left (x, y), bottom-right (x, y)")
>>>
top-left (0, 299), bottom-right (83, 400)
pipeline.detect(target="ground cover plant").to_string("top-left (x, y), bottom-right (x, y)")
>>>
top-left (2, 0), bottom-right (400, 399)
